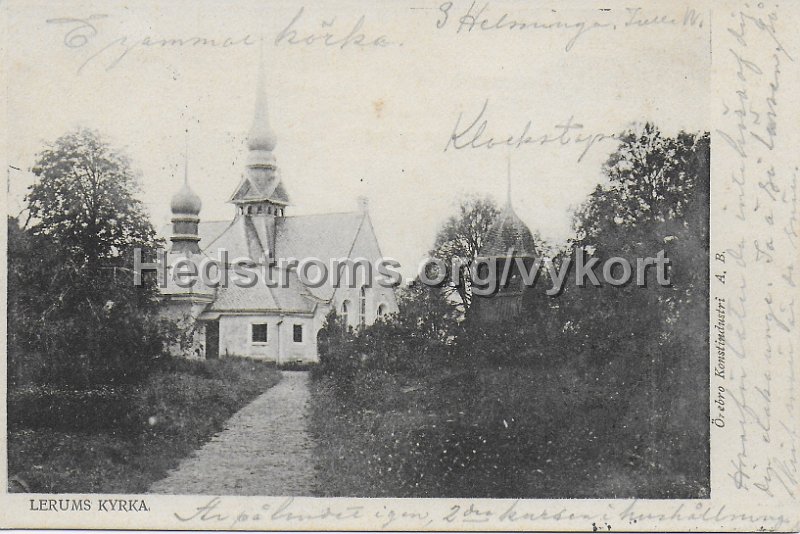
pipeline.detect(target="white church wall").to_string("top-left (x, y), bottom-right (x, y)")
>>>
top-left (331, 216), bottom-right (399, 330)
top-left (218, 313), bottom-right (318, 363)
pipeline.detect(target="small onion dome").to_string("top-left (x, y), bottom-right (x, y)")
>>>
top-left (170, 182), bottom-right (202, 215)
top-left (247, 116), bottom-right (277, 152)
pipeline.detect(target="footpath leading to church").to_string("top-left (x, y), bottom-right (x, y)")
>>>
top-left (149, 371), bottom-right (318, 495)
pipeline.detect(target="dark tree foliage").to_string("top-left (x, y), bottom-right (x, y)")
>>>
top-left (562, 124), bottom-right (710, 481)
top-left (315, 281), bottom-right (460, 395)
top-left (8, 129), bottom-right (173, 387)
top-left (26, 128), bottom-right (159, 268)
top-left (568, 124), bottom-right (710, 350)
top-left (312, 123), bottom-right (710, 497)
top-left (429, 196), bottom-right (500, 313)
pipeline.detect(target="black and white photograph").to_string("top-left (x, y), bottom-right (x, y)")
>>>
top-left (1, 0), bottom-right (798, 531)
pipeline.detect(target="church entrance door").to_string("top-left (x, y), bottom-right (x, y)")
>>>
top-left (205, 321), bottom-right (219, 359)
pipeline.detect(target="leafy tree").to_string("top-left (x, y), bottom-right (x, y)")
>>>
top-left (571, 124), bottom-right (709, 332)
top-left (430, 196), bottom-right (499, 314)
top-left (8, 128), bottom-right (169, 386)
top-left (27, 128), bottom-right (158, 269)
top-left (567, 123), bottom-right (710, 481)
top-left (395, 279), bottom-right (460, 343)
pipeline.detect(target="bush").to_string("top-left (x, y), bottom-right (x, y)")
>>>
top-left (8, 356), bottom-right (283, 493)
top-left (9, 313), bottom-right (180, 388)
top-left (315, 310), bottom-right (453, 398)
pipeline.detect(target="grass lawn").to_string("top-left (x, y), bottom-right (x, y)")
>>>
top-left (308, 358), bottom-right (709, 498)
top-left (7, 357), bottom-right (282, 493)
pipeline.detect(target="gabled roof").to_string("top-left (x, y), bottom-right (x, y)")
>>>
top-left (276, 211), bottom-right (366, 300)
top-left (275, 212), bottom-right (364, 264)
top-left (197, 221), bottom-right (232, 247)
top-left (160, 210), bottom-right (369, 311)
top-left (202, 216), bottom-right (264, 260)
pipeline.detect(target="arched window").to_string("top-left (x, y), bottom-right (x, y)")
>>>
top-left (377, 304), bottom-right (386, 317)
top-left (359, 287), bottom-right (366, 326)
top-left (341, 301), bottom-right (350, 329)
top-left (268, 206), bottom-right (273, 215)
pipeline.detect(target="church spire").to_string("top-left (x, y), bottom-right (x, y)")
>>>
top-left (506, 154), bottom-right (512, 208)
top-left (183, 129), bottom-right (190, 185)
top-left (229, 36), bottom-right (290, 211)
top-left (247, 37), bottom-right (277, 159)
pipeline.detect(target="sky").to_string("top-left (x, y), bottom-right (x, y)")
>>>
top-left (5, 0), bottom-right (710, 279)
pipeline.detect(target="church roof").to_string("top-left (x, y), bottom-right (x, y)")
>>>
top-left (277, 211), bottom-right (366, 301)
top-left (207, 269), bottom-right (316, 313)
top-left (161, 210), bottom-right (368, 310)
top-left (479, 204), bottom-right (537, 258)
top-left (276, 212), bottom-right (364, 265)
top-left (196, 220), bottom-right (235, 248)
top-left (202, 215), bottom-right (266, 260)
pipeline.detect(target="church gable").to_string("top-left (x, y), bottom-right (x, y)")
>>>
top-left (332, 213), bottom-right (399, 320)
top-left (275, 212), bottom-right (365, 301)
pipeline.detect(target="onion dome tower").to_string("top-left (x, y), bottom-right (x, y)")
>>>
top-left (471, 158), bottom-right (537, 323)
top-left (170, 140), bottom-right (202, 254)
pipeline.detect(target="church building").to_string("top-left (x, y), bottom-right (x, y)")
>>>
top-left (159, 59), bottom-right (398, 363)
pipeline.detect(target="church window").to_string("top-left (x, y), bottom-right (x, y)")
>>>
top-left (377, 304), bottom-right (386, 317)
top-left (268, 206), bottom-right (273, 215)
top-left (252, 323), bottom-right (268, 343)
top-left (247, 206), bottom-right (253, 215)
top-left (359, 287), bottom-right (366, 326)
top-left (257, 205), bottom-right (263, 214)
top-left (342, 301), bottom-right (350, 327)
top-left (293, 324), bottom-right (303, 342)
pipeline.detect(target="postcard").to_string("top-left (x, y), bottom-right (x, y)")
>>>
top-left (1, 0), bottom-right (798, 531)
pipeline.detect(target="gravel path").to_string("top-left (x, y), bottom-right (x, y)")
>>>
top-left (149, 371), bottom-right (318, 495)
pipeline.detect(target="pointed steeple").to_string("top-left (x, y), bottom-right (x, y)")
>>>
top-left (506, 154), bottom-right (512, 208)
top-left (247, 37), bottom-right (277, 161)
top-left (478, 155), bottom-right (536, 258)
top-left (229, 37), bottom-right (290, 211)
